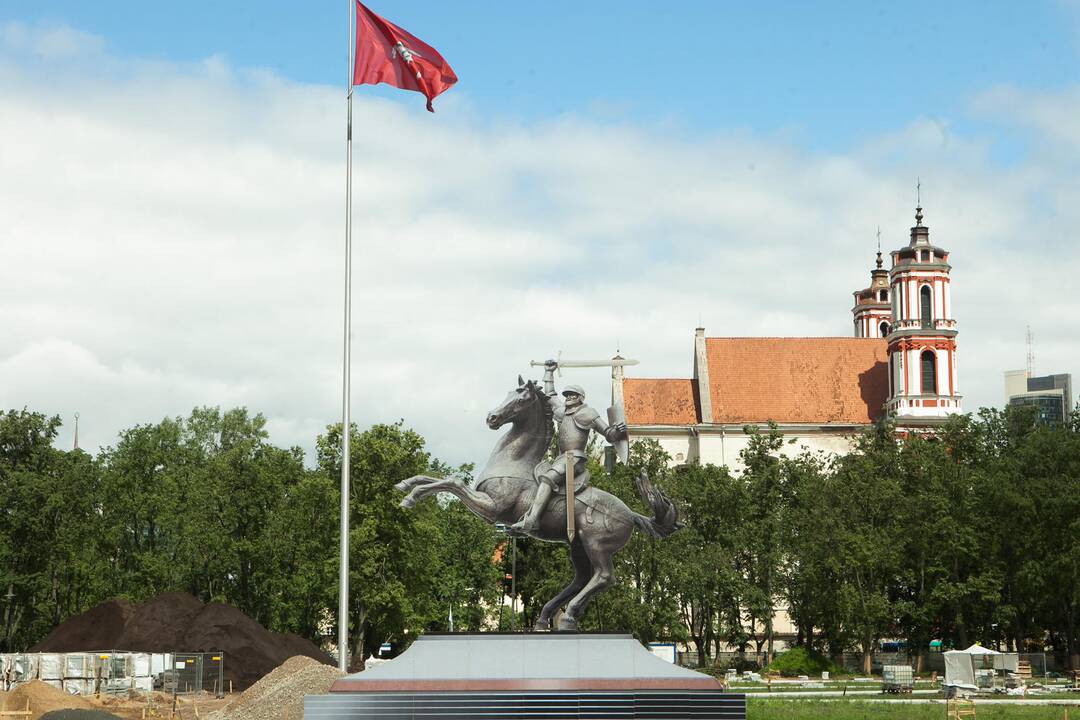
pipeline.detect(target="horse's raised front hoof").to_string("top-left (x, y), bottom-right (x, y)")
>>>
top-left (399, 496), bottom-right (416, 509)
top-left (557, 615), bottom-right (578, 632)
top-left (395, 478), bottom-right (418, 493)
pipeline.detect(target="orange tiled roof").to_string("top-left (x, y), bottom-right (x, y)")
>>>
top-left (624, 337), bottom-right (889, 426)
top-left (707, 337), bottom-right (888, 424)
top-left (624, 378), bottom-right (699, 425)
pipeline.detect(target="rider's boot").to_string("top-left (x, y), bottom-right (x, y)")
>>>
top-left (511, 482), bottom-right (552, 534)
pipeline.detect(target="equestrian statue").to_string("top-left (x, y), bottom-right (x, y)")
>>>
top-left (396, 358), bottom-right (682, 631)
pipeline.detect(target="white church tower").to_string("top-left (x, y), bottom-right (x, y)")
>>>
top-left (852, 235), bottom-right (892, 339)
top-left (885, 204), bottom-right (962, 422)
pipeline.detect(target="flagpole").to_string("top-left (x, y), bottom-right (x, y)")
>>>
top-left (338, 0), bottom-right (354, 674)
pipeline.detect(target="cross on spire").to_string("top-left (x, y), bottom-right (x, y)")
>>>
top-left (914, 178), bottom-right (925, 227)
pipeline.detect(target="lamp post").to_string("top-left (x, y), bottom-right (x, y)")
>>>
top-left (494, 524), bottom-right (518, 631)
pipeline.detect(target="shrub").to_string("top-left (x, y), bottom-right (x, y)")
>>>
top-left (764, 647), bottom-right (842, 677)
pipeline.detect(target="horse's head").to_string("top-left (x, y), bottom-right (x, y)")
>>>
top-left (486, 375), bottom-right (542, 430)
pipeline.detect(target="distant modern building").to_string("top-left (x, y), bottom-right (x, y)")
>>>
top-left (1004, 370), bottom-right (1073, 426)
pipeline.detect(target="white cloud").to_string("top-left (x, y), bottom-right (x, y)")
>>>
top-left (0, 21), bottom-right (103, 59)
top-left (1, 24), bottom-right (1077, 466)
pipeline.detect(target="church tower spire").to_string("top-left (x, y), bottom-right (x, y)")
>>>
top-left (884, 202), bottom-right (962, 422)
top-left (851, 227), bottom-right (892, 338)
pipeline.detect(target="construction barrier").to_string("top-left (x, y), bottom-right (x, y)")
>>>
top-left (0, 651), bottom-right (224, 696)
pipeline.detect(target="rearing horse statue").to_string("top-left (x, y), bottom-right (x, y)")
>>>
top-left (396, 375), bottom-right (682, 631)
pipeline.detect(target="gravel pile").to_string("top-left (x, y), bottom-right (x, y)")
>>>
top-left (30, 593), bottom-right (334, 689)
top-left (212, 656), bottom-right (343, 720)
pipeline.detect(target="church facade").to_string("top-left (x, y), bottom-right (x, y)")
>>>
top-left (620, 205), bottom-right (962, 469)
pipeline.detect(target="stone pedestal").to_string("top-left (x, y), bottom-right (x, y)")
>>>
top-left (305, 633), bottom-right (744, 720)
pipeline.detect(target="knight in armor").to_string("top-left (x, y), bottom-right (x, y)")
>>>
top-left (510, 359), bottom-right (628, 535)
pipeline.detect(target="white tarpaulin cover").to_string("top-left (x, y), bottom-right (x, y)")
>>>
top-left (962, 644), bottom-right (998, 655)
top-left (993, 653), bottom-right (1019, 672)
top-left (150, 654), bottom-right (172, 676)
top-left (132, 653), bottom-right (152, 677)
top-left (64, 653), bottom-right (93, 678)
top-left (38, 654), bottom-right (63, 680)
top-left (944, 650), bottom-right (976, 690)
top-left (12, 655), bottom-right (36, 682)
top-left (63, 679), bottom-right (92, 695)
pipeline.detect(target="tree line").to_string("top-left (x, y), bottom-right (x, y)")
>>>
top-left (564, 406), bottom-right (1079, 673)
top-left (0, 407), bottom-right (499, 665)
top-left (1, 405), bottom-right (1077, 672)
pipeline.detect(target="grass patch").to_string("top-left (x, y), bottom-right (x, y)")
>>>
top-left (747, 700), bottom-right (1073, 719)
top-left (732, 680), bottom-right (940, 692)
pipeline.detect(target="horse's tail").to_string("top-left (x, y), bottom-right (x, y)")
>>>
top-left (630, 470), bottom-right (683, 539)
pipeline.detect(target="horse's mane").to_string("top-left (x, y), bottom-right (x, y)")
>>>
top-left (528, 381), bottom-right (555, 424)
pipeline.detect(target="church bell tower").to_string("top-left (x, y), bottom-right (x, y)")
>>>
top-left (884, 205), bottom-right (962, 421)
top-left (852, 232), bottom-right (892, 338)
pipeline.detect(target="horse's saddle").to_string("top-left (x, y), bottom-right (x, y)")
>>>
top-left (533, 458), bottom-right (589, 495)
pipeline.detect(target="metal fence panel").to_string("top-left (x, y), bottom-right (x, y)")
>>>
top-left (202, 654), bottom-right (225, 697)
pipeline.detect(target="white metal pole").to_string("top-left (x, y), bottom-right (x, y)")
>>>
top-left (338, 0), bottom-right (354, 674)
top-left (510, 536), bottom-right (517, 631)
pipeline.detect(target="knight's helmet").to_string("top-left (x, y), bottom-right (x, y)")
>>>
top-left (562, 384), bottom-right (586, 398)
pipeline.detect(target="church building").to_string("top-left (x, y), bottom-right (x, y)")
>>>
top-left (620, 205), bottom-right (962, 468)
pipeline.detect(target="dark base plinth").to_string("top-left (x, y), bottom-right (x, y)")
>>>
top-left (305, 633), bottom-right (745, 720)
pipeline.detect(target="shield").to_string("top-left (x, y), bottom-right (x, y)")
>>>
top-left (607, 404), bottom-right (629, 464)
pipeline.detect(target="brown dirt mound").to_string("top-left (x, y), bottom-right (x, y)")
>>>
top-left (115, 592), bottom-right (204, 650)
top-left (29, 600), bottom-right (136, 652)
top-left (8, 681), bottom-right (93, 720)
top-left (30, 593), bottom-right (334, 690)
top-left (212, 656), bottom-right (343, 720)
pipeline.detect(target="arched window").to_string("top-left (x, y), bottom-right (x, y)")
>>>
top-left (920, 285), bottom-right (933, 328)
top-left (921, 350), bottom-right (937, 394)
top-left (879, 321), bottom-right (889, 337)
top-left (878, 289), bottom-right (888, 302)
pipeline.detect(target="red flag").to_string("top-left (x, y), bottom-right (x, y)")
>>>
top-left (352, 2), bottom-right (457, 112)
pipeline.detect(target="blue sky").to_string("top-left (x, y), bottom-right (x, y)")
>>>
top-left (5, 1), bottom-right (1078, 151)
top-left (2, 1), bottom-right (1079, 463)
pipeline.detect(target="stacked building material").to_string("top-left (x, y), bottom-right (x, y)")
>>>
top-left (62, 655), bottom-right (94, 696)
top-left (0, 652), bottom-right (204, 696)
top-left (0, 655), bottom-right (38, 691)
top-left (36, 656), bottom-right (62, 691)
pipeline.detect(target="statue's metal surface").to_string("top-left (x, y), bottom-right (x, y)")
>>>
top-left (397, 359), bottom-right (682, 631)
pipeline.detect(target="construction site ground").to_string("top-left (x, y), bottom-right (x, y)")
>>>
top-left (0, 681), bottom-right (231, 720)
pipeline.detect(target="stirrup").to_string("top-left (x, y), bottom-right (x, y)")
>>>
top-left (509, 517), bottom-right (537, 535)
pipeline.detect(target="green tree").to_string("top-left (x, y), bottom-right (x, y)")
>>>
top-left (737, 424), bottom-right (788, 662)
top-left (317, 421), bottom-right (447, 666)
top-left (584, 441), bottom-right (684, 642)
top-left (828, 424), bottom-right (906, 673)
top-left (0, 410), bottom-right (104, 651)
top-left (664, 457), bottom-right (745, 665)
